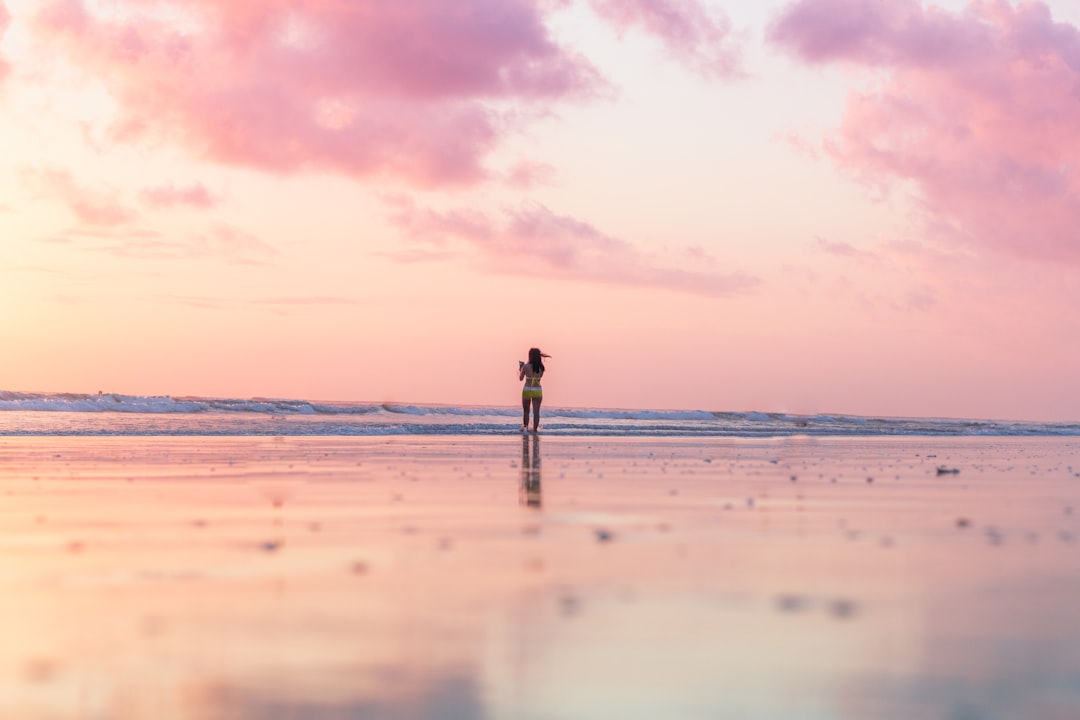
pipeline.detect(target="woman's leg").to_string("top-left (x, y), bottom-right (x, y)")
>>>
top-left (522, 395), bottom-right (530, 429)
top-left (531, 397), bottom-right (542, 431)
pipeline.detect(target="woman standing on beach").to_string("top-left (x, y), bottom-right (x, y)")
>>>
top-left (519, 348), bottom-right (548, 432)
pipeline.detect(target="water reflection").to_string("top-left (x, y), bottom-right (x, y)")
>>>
top-left (187, 672), bottom-right (486, 720)
top-left (519, 434), bottom-right (542, 509)
top-left (8, 437), bottom-right (1080, 720)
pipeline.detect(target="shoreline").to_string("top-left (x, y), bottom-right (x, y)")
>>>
top-left (3, 399), bottom-right (1080, 440)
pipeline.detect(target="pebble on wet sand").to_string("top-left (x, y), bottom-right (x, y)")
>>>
top-left (829, 600), bottom-right (858, 620)
top-left (776, 594), bottom-right (809, 613)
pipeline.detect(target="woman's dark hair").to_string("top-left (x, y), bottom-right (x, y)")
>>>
top-left (528, 348), bottom-right (545, 374)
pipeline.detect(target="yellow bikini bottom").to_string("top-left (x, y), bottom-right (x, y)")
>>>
top-left (522, 387), bottom-right (543, 400)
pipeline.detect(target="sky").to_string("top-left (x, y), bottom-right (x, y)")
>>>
top-left (2, 0), bottom-right (1080, 421)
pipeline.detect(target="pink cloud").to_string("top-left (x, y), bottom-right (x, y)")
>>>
top-left (41, 223), bottom-right (275, 265)
top-left (139, 182), bottom-right (218, 210)
top-left (770, 0), bottom-right (1080, 264)
top-left (388, 198), bottom-right (759, 296)
top-left (191, 224), bottom-right (278, 266)
top-left (815, 236), bottom-right (879, 261)
top-left (769, 0), bottom-right (980, 66)
top-left (21, 167), bottom-right (137, 227)
top-left (589, 0), bottom-right (741, 77)
top-left (250, 297), bottom-right (363, 306)
top-left (32, 0), bottom-right (605, 186)
top-left (0, 1), bottom-right (10, 85)
top-left (156, 294), bottom-right (362, 312)
top-left (504, 159), bottom-right (558, 188)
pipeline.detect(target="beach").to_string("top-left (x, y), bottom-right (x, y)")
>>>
top-left (8, 1), bottom-right (1080, 718)
top-left (2, 434), bottom-right (1079, 719)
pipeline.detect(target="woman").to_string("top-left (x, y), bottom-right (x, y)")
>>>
top-left (519, 348), bottom-right (548, 432)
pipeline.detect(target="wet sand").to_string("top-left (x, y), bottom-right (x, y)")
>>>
top-left (1, 435), bottom-right (1079, 720)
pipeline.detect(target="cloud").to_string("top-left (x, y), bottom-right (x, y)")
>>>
top-left (815, 236), bottom-right (879, 261)
top-left (160, 294), bottom-right (364, 311)
top-left (191, 224), bottom-right (278, 265)
top-left (21, 167), bottom-right (137, 227)
top-left (250, 296), bottom-right (363, 306)
top-left (770, 0), bottom-right (1080, 264)
top-left (31, 0), bottom-right (606, 187)
top-left (39, 223), bottom-right (275, 265)
top-left (0, 1), bottom-right (10, 85)
top-left (769, 0), bottom-right (976, 66)
top-left (28, 1), bottom-right (743, 188)
top-left (503, 159), bottom-right (558, 188)
top-left (588, 0), bottom-right (742, 78)
top-left (388, 198), bottom-right (759, 296)
top-left (140, 182), bottom-right (219, 209)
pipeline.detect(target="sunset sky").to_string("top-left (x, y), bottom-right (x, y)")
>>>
top-left (3, 0), bottom-right (1080, 421)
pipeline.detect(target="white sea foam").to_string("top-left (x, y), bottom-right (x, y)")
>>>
top-left (1, 390), bottom-right (1077, 437)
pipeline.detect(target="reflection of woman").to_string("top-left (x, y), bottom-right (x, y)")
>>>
top-left (519, 348), bottom-right (548, 432)
top-left (519, 434), bottom-right (542, 508)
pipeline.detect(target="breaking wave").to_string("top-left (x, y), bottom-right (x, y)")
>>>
top-left (1, 391), bottom-right (1077, 437)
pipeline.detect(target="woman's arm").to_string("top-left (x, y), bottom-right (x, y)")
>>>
top-left (519, 362), bottom-right (526, 381)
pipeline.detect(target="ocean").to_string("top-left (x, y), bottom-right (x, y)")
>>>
top-left (1, 391), bottom-right (1077, 437)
